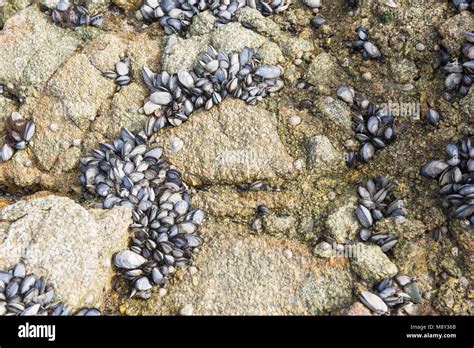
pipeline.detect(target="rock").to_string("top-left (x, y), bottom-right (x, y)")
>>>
top-left (136, 219), bottom-right (354, 315)
top-left (156, 99), bottom-right (295, 186)
top-left (350, 243), bottom-right (398, 284)
top-left (0, 195), bottom-right (132, 309)
top-left (162, 35), bottom-right (211, 74)
top-left (459, 87), bottom-right (473, 116)
top-left (262, 214), bottom-right (298, 238)
top-left (391, 239), bottom-right (436, 294)
top-left (0, 26), bottom-right (161, 192)
top-left (47, 53), bottom-right (116, 132)
top-left (375, 218), bottom-right (426, 240)
top-left (189, 11), bottom-right (216, 36)
top-left (305, 135), bottom-right (344, 173)
top-left (235, 7), bottom-right (281, 38)
top-left (307, 53), bottom-right (344, 94)
top-left (390, 58), bottom-right (418, 84)
top-left (314, 96), bottom-right (353, 133)
top-left (193, 187), bottom-right (298, 217)
top-left (0, 6), bottom-right (82, 94)
top-left (277, 35), bottom-right (313, 59)
top-left (438, 12), bottom-right (473, 56)
top-left (326, 196), bottom-right (359, 243)
top-left (433, 277), bottom-right (471, 315)
top-left (340, 301), bottom-right (372, 316)
top-left (92, 83), bottom-right (149, 138)
top-left (211, 23), bottom-right (283, 65)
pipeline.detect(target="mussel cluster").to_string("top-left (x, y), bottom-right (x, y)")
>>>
top-left (0, 263), bottom-right (100, 316)
top-left (141, 46), bottom-right (284, 128)
top-left (359, 275), bottom-right (419, 315)
top-left (438, 32), bottom-right (474, 99)
top-left (103, 58), bottom-right (132, 91)
top-left (356, 176), bottom-right (406, 253)
top-left (140, 0), bottom-right (290, 34)
top-left (0, 112), bottom-right (35, 163)
top-left (50, 0), bottom-right (103, 28)
top-left (336, 87), bottom-right (395, 167)
top-left (421, 136), bottom-right (474, 231)
top-left (349, 26), bottom-right (382, 60)
top-left (80, 128), bottom-right (205, 299)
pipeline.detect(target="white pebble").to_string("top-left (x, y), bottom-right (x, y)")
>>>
top-left (158, 288), bottom-right (167, 297)
top-left (72, 139), bottom-right (82, 147)
top-left (23, 159), bottom-right (32, 167)
top-left (293, 159), bottom-right (304, 171)
top-left (49, 123), bottom-right (59, 132)
top-left (415, 43), bottom-right (426, 51)
top-left (7, 82), bottom-right (14, 89)
top-left (294, 58), bottom-right (303, 66)
top-left (304, 0), bottom-right (321, 8)
top-left (85, 294), bottom-right (94, 304)
top-left (327, 191), bottom-right (337, 201)
top-left (11, 112), bottom-right (22, 121)
top-left (289, 115), bottom-right (301, 126)
top-left (283, 249), bottom-right (293, 258)
top-left (189, 266), bottom-right (198, 275)
top-left (362, 72), bottom-right (372, 80)
top-left (179, 304), bottom-right (194, 316)
top-left (384, 0), bottom-right (398, 8)
top-left (168, 137), bottom-right (184, 152)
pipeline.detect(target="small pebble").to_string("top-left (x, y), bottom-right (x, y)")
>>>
top-left (179, 304), bottom-right (194, 316)
top-left (158, 288), bottom-right (167, 297)
top-left (168, 137), bottom-right (184, 152)
top-left (283, 249), bottom-right (293, 258)
top-left (289, 115), bottom-right (301, 126)
top-left (296, 82), bottom-right (307, 89)
top-left (327, 191), bottom-right (337, 201)
top-left (362, 72), bottom-right (372, 80)
top-left (189, 266), bottom-right (198, 275)
top-left (72, 139), bottom-right (82, 147)
top-left (293, 159), bottom-right (304, 171)
top-left (11, 112), bottom-right (22, 121)
top-left (23, 159), bottom-right (32, 167)
top-left (7, 83), bottom-right (14, 89)
top-left (415, 43), bottom-right (426, 51)
top-left (394, 215), bottom-right (406, 224)
top-left (294, 58), bottom-right (303, 66)
top-left (49, 123), bottom-right (59, 132)
top-left (384, 0), bottom-right (398, 8)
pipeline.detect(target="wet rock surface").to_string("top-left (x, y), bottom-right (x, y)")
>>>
top-left (0, 0), bottom-right (472, 316)
top-left (156, 99), bottom-right (295, 186)
top-left (0, 195), bottom-right (131, 309)
top-left (116, 219), bottom-right (354, 315)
